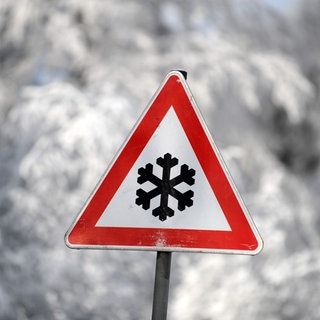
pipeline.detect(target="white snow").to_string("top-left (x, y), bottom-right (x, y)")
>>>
top-left (0, 1), bottom-right (320, 319)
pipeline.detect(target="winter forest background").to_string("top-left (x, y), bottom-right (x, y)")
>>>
top-left (1, 0), bottom-right (320, 319)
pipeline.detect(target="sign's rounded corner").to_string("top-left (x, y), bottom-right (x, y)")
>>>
top-left (166, 70), bottom-right (188, 82)
top-left (250, 237), bottom-right (264, 256)
top-left (64, 232), bottom-right (76, 249)
top-left (169, 69), bottom-right (187, 80)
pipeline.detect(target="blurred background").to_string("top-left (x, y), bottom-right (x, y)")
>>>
top-left (0, 0), bottom-right (320, 319)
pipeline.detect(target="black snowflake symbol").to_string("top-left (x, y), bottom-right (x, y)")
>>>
top-left (135, 153), bottom-right (196, 221)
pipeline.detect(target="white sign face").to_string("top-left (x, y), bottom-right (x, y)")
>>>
top-left (96, 107), bottom-right (231, 231)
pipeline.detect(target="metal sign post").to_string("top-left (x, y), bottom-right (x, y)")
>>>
top-left (152, 251), bottom-right (172, 320)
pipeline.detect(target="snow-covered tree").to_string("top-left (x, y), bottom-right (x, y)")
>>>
top-left (0, 1), bottom-right (319, 319)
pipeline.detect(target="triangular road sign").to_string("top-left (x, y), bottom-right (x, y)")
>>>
top-left (65, 71), bottom-right (263, 254)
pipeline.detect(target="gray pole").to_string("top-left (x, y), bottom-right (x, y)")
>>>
top-left (151, 251), bottom-right (172, 320)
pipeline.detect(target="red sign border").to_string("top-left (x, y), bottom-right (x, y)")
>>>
top-left (65, 71), bottom-right (263, 254)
